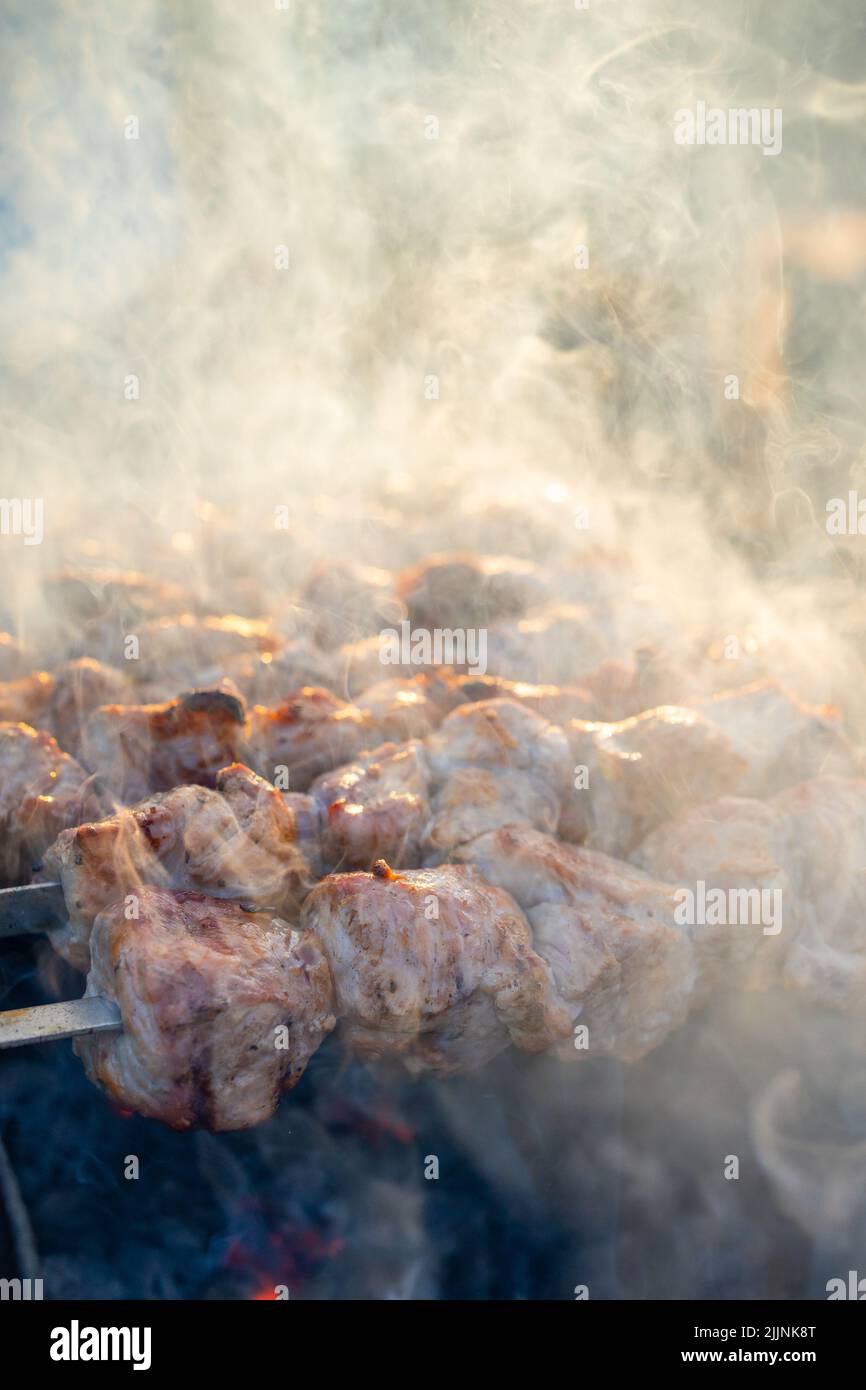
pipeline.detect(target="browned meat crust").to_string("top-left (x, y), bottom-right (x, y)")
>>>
top-left (76, 888), bottom-right (335, 1131)
top-left (83, 687), bottom-right (249, 801)
top-left (301, 861), bottom-right (570, 1074)
top-left (0, 722), bottom-right (103, 884)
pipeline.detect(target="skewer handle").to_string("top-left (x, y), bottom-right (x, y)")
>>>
top-left (0, 997), bottom-right (122, 1049)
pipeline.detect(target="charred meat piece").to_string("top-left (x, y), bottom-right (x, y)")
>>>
top-left (48, 658), bottom-right (134, 757)
top-left (424, 698), bottom-right (569, 856)
top-left (310, 739), bottom-right (430, 871)
top-left (76, 888), bottom-right (336, 1131)
top-left (249, 687), bottom-right (376, 792)
top-left (0, 671), bottom-right (54, 725)
top-left (44, 763), bottom-right (311, 970)
top-left (456, 825), bottom-right (699, 1062)
top-left (0, 722), bottom-right (102, 884)
top-left (396, 552), bottom-right (548, 630)
top-left (560, 706), bottom-right (747, 855)
top-left (302, 860), bottom-right (570, 1073)
top-left (83, 686), bottom-right (248, 801)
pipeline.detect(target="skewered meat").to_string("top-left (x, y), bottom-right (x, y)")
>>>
top-left (234, 636), bottom-right (339, 705)
top-left (48, 658), bottom-right (134, 757)
top-left (309, 739), bottom-right (430, 871)
top-left (0, 722), bottom-right (103, 884)
top-left (135, 613), bottom-right (280, 688)
top-left (773, 777), bottom-right (866, 1008)
top-left (0, 671), bottom-right (54, 725)
top-left (0, 632), bottom-right (35, 681)
top-left (424, 698), bottom-right (569, 857)
top-left (300, 560), bottom-right (396, 648)
top-left (82, 686), bottom-right (248, 801)
top-left (75, 888), bottom-right (336, 1131)
top-left (484, 602), bottom-right (608, 685)
top-left (560, 706), bottom-right (748, 855)
top-left (686, 679), bottom-right (854, 795)
top-left (454, 825), bottom-right (703, 1061)
top-left (44, 763), bottom-right (311, 970)
top-left (301, 860), bottom-right (570, 1073)
top-left (353, 678), bottom-right (436, 741)
top-left (453, 674), bottom-right (595, 724)
top-left (634, 775), bottom-right (866, 1007)
top-left (42, 567), bottom-right (193, 663)
top-left (249, 688), bottom-right (376, 791)
top-left (395, 553), bottom-right (548, 630)
top-left (577, 644), bottom-right (688, 721)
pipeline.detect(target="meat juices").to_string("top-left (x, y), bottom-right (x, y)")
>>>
top-left (44, 763), bottom-right (312, 970)
top-left (0, 722), bottom-right (103, 884)
top-left (301, 861), bottom-right (571, 1074)
top-left (76, 888), bottom-right (336, 1131)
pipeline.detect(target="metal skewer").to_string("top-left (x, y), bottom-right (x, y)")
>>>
top-left (0, 882), bottom-right (66, 937)
top-left (0, 997), bottom-right (122, 1049)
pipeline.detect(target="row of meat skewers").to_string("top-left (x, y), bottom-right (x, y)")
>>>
top-left (0, 551), bottom-right (863, 1130)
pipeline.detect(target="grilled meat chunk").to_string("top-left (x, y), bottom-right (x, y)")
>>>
top-left (249, 688), bottom-right (375, 791)
top-left (687, 679), bottom-right (854, 795)
top-left (635, 775), bottom-right (866, 1007)
top-left (560, 706), bottom-right (747, 855)
top-left (455, 825), bottom-right (699, 1062)
top-left (310, 740), bottom-right (431, 871)
top-left (76, 888), bottom-right (336, 1131)
top-left (44, 763), bottom-right (311, 970)
top-left (48, 658), bottom-right (134, 757)
top-left (0, 633), bottom-right (35, 681)
top-left (83, 686), bottom-right (248, 801)
top-left (0, 671), bottom-right (54, 726)
top-left (0, 722), bottom-right (102, 884)
top-left (135, 613), bottom-right (280, 689)
top-left (483, 603), bottom-right (608, 685)
top-left (353, 679), bottom-right (436, 741)
top-left (424, 698), bottom-right (569, 856)
top-left (396, 552), bottom-right (548, 630)
top-left (301, 861), bottom-right (570, 1073)
top-left (300, 560), bottom-right (396, 649)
